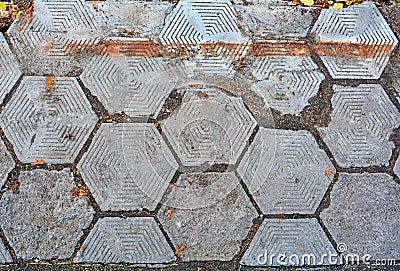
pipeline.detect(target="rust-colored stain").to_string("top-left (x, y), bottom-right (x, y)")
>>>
top-left (43, 39), bottom-right (54, 53)
top-left (46, 76), bottom-right (53, 92)
top-left (313, 41), bottom-right (396, 58)
top-left (18, 1), bottom-right (34, 27)
top-left (100, 39), bottom-right (167, 57)
top-left (250, 41), bottom-right (311, 57)
top-left (30, 159), bottom-right (45, 166)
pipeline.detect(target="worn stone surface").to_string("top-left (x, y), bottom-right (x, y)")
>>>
top-left (0, 33), bottom-right (22, 104)
top-left (162, 87), bottom-right (257, 167)
top-left (75, 217), bottom-right (175, 264)
top-left (319, 84), bottom-right (400, 168)
top-left (78, 123), bottom-right (178, 211)
top-left (320, 173), bottom-right (400, 260)
top-left (251, 56), bottom-right (325, 115)
top-left (238, 128), bottom-right (334, 214)
top-left (0, 76), bottom-right (98, 164)
top-left (241, 218), bottom-right (336, 266)
top-left (312, 2), bottom-right (398, 79)
top-left (0, 241), bottom-right (12, 264)
top-left (0, 169), bottom-right (94, 260)
top-left (159, 172), bottom-right (258, 261)
top-left (0, 140), bottom-right (15, 188)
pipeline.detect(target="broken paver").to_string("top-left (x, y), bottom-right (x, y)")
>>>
top-left (251, 56), bottom-right (325, 115)
top-left (0, 241), bottom-right (12, 264)
top-left (238, 128), bottom-right (334, 214)
top-left (312, 2), bottom-right (398, 79)
top-left (320, 173), bottom-right (400, 260)
top-left (0, 169), bottom-right (94, 260)
top-left (0, 76), bottom-right (98, 164)
top-left (162, 87), bottom-right (257, 167)
top-left (159, 172), bottom-right (258, 261)
top-left (0, 33), bottom-right (22, 104)
top-left (0, 139), bottom-right (15, 188)
top-left (74, 217), bottom-right (176, 264)
top-left (78, 123), bottom-right (178, 211)
top-left (241, 218), bottom-right (336, 266)
top-left (319, 84), bottom-right (400, 168)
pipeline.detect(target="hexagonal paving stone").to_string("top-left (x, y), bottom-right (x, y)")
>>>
top-left (237, 128), bottom-right (334, 214)
top-left (159, 0), bottom-right (247, 46)
top-left (78, 123), bottom-right (178, 211)
top-left (74, 217), bottom-right (176, 264)
top-left (0, 241), bottom-right (12, 264)
top-left (236, 0), bottom-right (316, 39)
top-left (0, 169), bottom-right (94, 260)
top-left (320, 173), bottom-right (400, 260)
top-left (312, 2), bottom-right (398, 79)
top-left (241, 218), bottom-right (336, 266)
top-left (0, 76), bottom-right (97, 164)
top-left (251, 56), bottom-right (325, 115)
top-left (159, 172), bottom-right (258, 261)
top-left (80, 51), bottom-right (185, 116)
top-left (319, 84), bottom-right (400, 168)
top-left (7, 0), bottom-right (107, 76)
top-left (162, 87), bottom-right (257, 167)
top-left (0, 33), bottom-right (22, 104)
top-left (0, 139), bottom-right (15, 188)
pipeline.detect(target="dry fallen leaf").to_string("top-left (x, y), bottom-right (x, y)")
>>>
top-left (70, 187), bottom-right (90, 199)
top-left (46, 76), bottom-right (53, 92)
top-left (187, 177), bottom-right (194, 183)
top-left (31, 159), bottom-right (45, 166)
top-left (325, 168), bottom-right (335, 177)
top-left (164, 209), bottom-right (174, 218)
top-left (175, 243), bottom-right (187, 258)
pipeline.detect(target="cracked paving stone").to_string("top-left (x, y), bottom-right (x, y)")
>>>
top-left (0, 33), bottom-right (22, 104)
top-left (241, 218), bottom-right (336, 266)
top-left (0, 169), bottom-right (94, 260)
top-left (0, 139), bottom-right (15, 188)
top-left (320, 173), bottom-right (400, 260)
top-left (238, 128), bottom-right (334, 214)
top-left (74, 217), bottom-right (176, 264)
top-left (159, 172), bottom-right (258, 261)
top-left (236, 0), bottom-right (316, 40)
top-left (0, 241), bottom-right (12, 264)
top-left (77, 123), bottom-right (178, 211)
top-left (312, 2), bottom-right (398, 79)
top-left (162, 87), bottom-right (256, 168)
top-left (80, 50), bottom-right (185, 117)
top-left (251, 55), bottom-right (325, 115)
top-left (7, 0), bottom-right (107, 76)
top-left (0, 76), bottom-right (98, 164)
top-left (319, 84), bottom-right (400, 168)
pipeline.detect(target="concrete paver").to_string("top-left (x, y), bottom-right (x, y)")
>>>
top-left (395, 157), bottom-right (400, 178)
top-left (78, 123), bottom-right (178, 211)
top-left (0, 169), bottom-right (94, 260)
top-left (238, 128), bottom-right (334, 214)
top-left (320, 173), bottom-right (400, 260)
top-left (0, 241), bottom-right (12, 264)
top-left (0, 140), bottom-right (15, 188)
top-left (0, 76), bottom-right (98, 164)
top-left (319, 84), bottom-right (400, 167)
top-left (75, 217), bottom-right (176, 264)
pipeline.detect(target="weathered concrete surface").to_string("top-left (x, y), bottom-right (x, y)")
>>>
top-left (75, 217), bottom-right (176, 264)
top-left (0, 169), bottom-right (94, 260)
top-left (159, 172), bottom-right (258, 261)
top-left (0, 241), bottom-right (12, 264)
top-left (162, 87), bottom-right (256, 168)
top-left (0, 139), bottom-right (14, 188)
top-left (238, 128), bottom-right (334, 214)
top-left (320, 173), bottom-right (400, 260)
top-left (319, 84), bottom-right (400, 167)
top-left (0, 76), bottom-right (98, 164)
top-left (241, 218), bottom-right (336, 266)
top-left (78, 123), bottom-right (178, 211)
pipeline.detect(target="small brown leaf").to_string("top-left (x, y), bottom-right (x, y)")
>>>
top-left (70, 187), bottom-right (90, 199)
top-left (175, 243), bottom-right (187, 258)
top-left (325, 168), bottom-right (335, 177)
top-left (164, 209), bottom-right (174, 218)
top-left (31, 159), bottom-right (45, 166)
top-left (46, 76), bottom-right (53, 92)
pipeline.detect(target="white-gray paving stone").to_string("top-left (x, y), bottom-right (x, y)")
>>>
top-left (395, 157), bottom-right (400, 178)
top-left (251, 56), bottom-right (325, 115)
top-left (320, 173), bottom-right (400, 260)
top-left (319, 84), bottom-right (400, 168)
top-left (0, 33), bottom-right (22, 104)
top-left (0, 241), bottom-right (12, 264)
top-left (238, 128), bottom-right (334, 214)
top-left (159, 172), bottom-right (258, 261)
top-left (77, 123), bottom-right (178, 211)
top-left (312, 2), bottom-right (398, 79)
top-left (241, 218), bottom-right (336, 266)
top-left (74, 217), bottom-right (176, 264)
top-left (0, 169), bottom-right (94, 260)
top-left (162, 87), bottom-right (257, 167)
top-left (0, 140), bottom-right (15, 188)
top-left (0, 76), bottom-right (97, 164)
